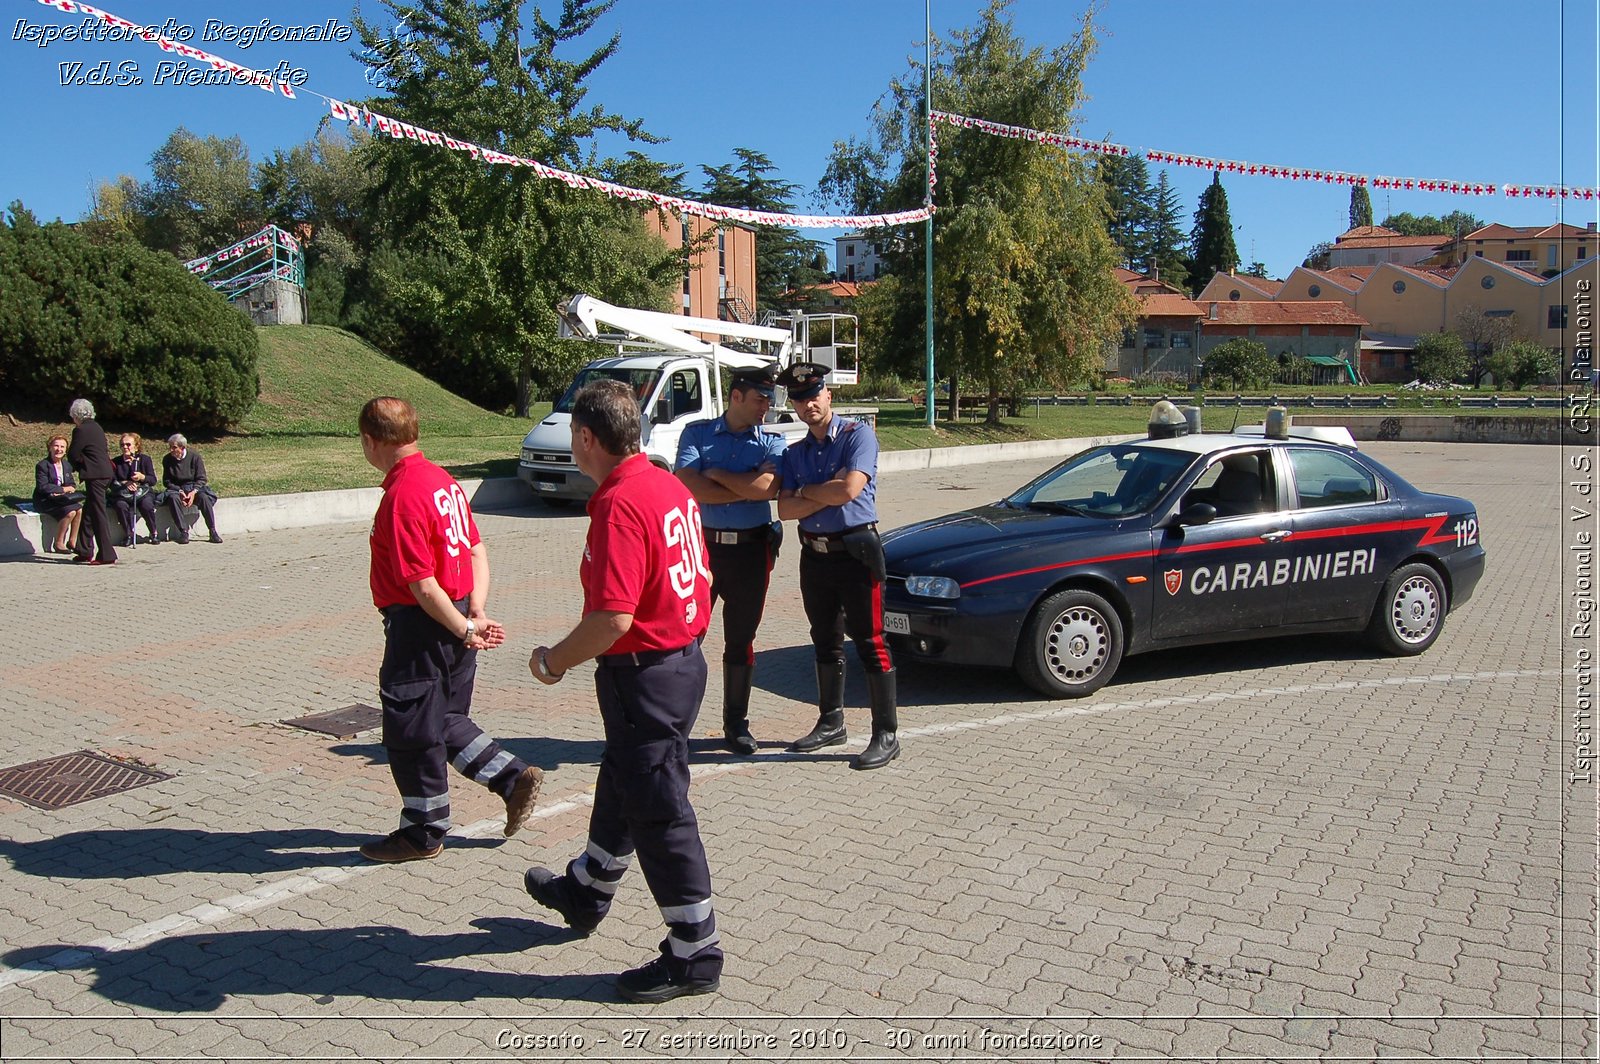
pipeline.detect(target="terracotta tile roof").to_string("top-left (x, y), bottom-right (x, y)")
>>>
top-left (1234, 275), bottom-right (1284, 297)
top-left (1337, 225), bottom-right (1400, 241)
top-left (1335, 233), bottom-right (1448, 249)
top-left (1460, 222), bottom-right (1593, 242)
top-left (1203, 301), bottom-right (1367, 327)
top-left (1140, 293), bottom-right (1203, 317)
top-left (1299, 266), bottom-right (1374, 291)
top-left (1387, 263), bottom-right (1457, 286)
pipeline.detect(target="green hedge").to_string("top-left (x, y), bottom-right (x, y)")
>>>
top-left (0, 203), bottom-right (258, 430)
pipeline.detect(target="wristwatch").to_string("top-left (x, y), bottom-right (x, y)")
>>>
top-left (537, 650), bottom-right (565, 680)
top-left (463, 619), bottom-right (477, 644)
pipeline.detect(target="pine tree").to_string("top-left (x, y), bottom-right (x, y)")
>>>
top-left (701, 149), bottom-right (826, 313)
top-left (1098, 154), bottom-right (1154, 271)
top-left (1147, 170), bottom-right (1188, 289)
top-left (1349, 185), bottom-right (1373, 229)
top-left (1189, 172), bottom-right (1240, 291)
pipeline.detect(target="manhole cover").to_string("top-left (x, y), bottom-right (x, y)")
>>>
top-left (284, 704), bottom-right (382, 739)
top-left (0, 751), bottom-right (171, 810)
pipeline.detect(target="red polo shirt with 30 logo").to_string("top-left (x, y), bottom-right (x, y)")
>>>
top-left (583, 453), bottom-right (711, 654)
top-left (370, 451), bottom-right (481, 608)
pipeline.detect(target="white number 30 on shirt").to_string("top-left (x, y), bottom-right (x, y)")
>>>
top-left (433, 484), bottom-right (472, 558)
top-left (664, 501), bottom-right (710, 600)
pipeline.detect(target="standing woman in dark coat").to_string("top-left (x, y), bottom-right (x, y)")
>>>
top-left (67, 398), bottom-right (116, 565)
top-left (33, 434), bottom-right (84, 554)
top-left (112, 432), bottom-right (160, 545)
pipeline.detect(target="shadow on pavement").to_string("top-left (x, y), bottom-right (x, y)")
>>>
top-left (3, 916), bottom-right (616, 1009)
top-left (0, 828), bottom-right (501, 880)
top-left (330, 737), bottom-right (608, 774)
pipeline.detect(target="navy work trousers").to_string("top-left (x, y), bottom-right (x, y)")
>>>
top-left (562, 642), bottom-right (722, 980)
top-left (378, 602), bottom-right (527, 848)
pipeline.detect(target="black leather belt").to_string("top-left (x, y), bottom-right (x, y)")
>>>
top-left (706, 527), bottom-right (769, 546)
top-left (597, 642), bottom-right (698, 668)
top-left (800, 524), bottom-right (875, 554)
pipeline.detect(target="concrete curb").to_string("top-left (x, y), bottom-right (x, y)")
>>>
top-left (0, 439), bottom-right (1116, 561)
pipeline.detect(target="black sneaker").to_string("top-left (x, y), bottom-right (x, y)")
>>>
top-left (616, 957), bottom-right (720, 1004)
top-left (523, 867), bottom-right (601, 934)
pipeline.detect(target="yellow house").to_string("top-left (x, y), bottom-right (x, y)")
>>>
top-left (1194, 271), bottom-right (1283, 303)
top-left (1354, 263), bottom-right (1452, 338)
top-left (1276, 266), bottom-right (1370, 308)
top-left (1429, 222), bottom-right (1597, 277)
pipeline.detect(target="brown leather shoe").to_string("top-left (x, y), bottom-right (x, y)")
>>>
top-left (359, 831), bottom-right (442, 863)
top-left (503, 765), bottom-right (544, 837)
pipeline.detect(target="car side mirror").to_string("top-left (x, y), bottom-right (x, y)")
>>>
top-left (1175, 502), bottom-right (1217, 526)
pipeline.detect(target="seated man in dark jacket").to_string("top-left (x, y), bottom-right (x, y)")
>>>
top-left (161, 433), bottom-right (221, 544)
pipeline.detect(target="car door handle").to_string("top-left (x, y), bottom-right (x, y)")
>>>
top-left (1260, 530), bottom-right (1293, 543)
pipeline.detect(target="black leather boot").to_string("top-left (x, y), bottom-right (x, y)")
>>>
top-left (722, 663), bottom-right (757, 756)
top-left (789, 660), bottom-right (847, 752)
top-left (851, 669), bottom-right (899, 770)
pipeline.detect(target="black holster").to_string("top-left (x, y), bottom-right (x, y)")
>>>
top-left (841, 526), bottom-right (886, 583)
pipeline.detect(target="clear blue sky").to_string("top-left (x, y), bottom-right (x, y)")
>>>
top-left (3, 0), bottom-right (1595, 279)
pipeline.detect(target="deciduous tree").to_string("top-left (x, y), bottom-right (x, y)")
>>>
top-left (1487, 339), bottom-right (1558, 389)
top-left (817, 0), bottom-right (1135, 423)
top-left (1412, 331), bottom-right (1469, 385)
top-left (349, 0), bottom-right (680, 414)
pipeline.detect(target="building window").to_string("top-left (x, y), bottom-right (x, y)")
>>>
top-left (1170, 332), bottom-right (1193, 349)
top-left (1481, 275), bottom-right (1495, 289)
top-left (873, 243), bottom-right (882, 255)
top-left (1475, 250), bottom-right (1484, 257)
top-left (845, 245), bottom-right (855, 257)
top-left (1229, 289), bottom-right (1240, 300)
top-left (1548, 245), bottom-right (1559, 268)
top-left (1506, 249), bottom-right (1532, 263)
top-left (1581, 246), bottom-right (1589, 259)
top-left (1367, 253), bottom-right (1377, 265)
top-left (1550, 305), bottom-right (1569, 329)
top-left (1379, 352), bottom-right (1396, 369)
top-left (1485, 309), bottom-right (1513, 318)
top-left (1392, 280), bottom-right (1406, 294)
top-left (1143, 329), bottom-right (1166, 349)
top-left (1307, 284), bottom-right (1322, 298)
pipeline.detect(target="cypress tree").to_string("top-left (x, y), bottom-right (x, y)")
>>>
top-left (1189, 172), bottom-right (1239, 291)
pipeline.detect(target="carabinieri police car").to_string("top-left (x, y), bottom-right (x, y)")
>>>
top-left (880, 405), bottom-right (1485, 698)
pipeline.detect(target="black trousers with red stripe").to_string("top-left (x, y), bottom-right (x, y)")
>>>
top-left (706, 533), bottom-right (775, 666)
top-left (798, 547), bottom-right (893, 674)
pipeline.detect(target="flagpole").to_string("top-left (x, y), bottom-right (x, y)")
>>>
top-left (923, 0), bottom-right (935, 429)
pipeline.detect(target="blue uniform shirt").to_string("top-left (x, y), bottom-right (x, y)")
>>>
top-left (780, 415), bottom-right (879, 534)
top-left (675, 415), bottom-right (789, 530)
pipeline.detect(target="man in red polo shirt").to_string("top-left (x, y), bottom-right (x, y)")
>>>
top-left (521, 379), bottom-right (722, 1004)
top-left (359, 396), bottom-right (542, 863)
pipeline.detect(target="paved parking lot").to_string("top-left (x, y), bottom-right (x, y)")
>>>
top-left (0, 441), bottom-right (1592, 1061)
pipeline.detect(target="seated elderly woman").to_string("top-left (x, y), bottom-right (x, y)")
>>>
top-left (33, 434), bottom-right (85, 553)
top-left (112, 432), bottom-right (160, 545)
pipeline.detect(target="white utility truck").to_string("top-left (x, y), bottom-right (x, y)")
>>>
top-left (516, 294), bottom-right (860, 504)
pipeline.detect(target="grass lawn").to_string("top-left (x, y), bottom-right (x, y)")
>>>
top-left (0, 323), bottom-right (1574, 514)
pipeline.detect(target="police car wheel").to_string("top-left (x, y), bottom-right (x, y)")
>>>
top-left (1017, 589), bottom-right (1124, 698)
top-left (1367, 562), bottom-right (1447, 656)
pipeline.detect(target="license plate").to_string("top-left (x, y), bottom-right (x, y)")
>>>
top-left (883, 611), bottom-right (910, 634)
top-left (535, 481), bottom-right (556, 492)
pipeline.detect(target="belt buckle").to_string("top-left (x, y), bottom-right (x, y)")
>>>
top-left (806, 537), bottom-right (828, 554)
top-left (714, 531), bottom-right (739, 546)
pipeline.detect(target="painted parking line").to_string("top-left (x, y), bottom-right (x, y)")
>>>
top-left (0, 667), bottom-right (1554, 992)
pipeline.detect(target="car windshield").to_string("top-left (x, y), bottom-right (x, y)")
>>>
top-left (1005, 444), bottom-right (1195, 518)
top-left (553, 368), bottom-right (662, 413)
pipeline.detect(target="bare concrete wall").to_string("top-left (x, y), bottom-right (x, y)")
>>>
top-left (1294, 413), bottom-right (1593, 445)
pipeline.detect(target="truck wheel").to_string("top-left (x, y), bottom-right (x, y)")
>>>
top-left (1016, 589), bottom-right (1124, 698)
top-left (1366, 562), bottom-right (1446, 655)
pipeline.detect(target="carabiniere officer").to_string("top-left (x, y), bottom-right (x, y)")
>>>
top-left (774, 362), bottom-right (900, 770)
top-left (674, 367), bottom-right (788, 755)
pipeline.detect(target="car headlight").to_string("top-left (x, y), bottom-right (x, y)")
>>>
top-left (905, 575), bottom-right (960, 599)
